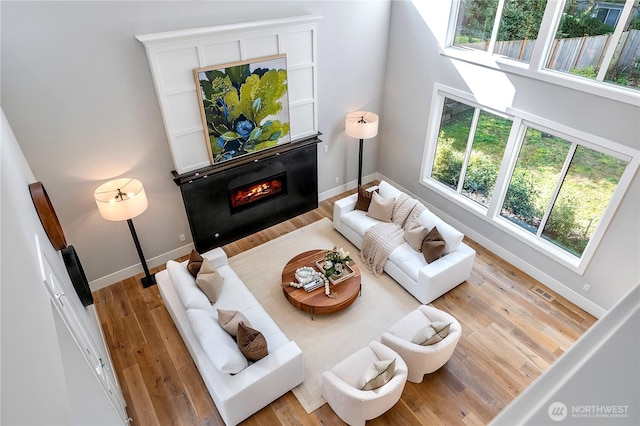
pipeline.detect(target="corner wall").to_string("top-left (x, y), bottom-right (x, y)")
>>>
top-left (380, 1), bottom-right (640, 314)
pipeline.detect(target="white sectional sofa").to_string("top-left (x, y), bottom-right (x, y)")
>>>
top-left (333, 181), bottom-right (476, 304)
top-left (156, 247), bottom-right (304, 425)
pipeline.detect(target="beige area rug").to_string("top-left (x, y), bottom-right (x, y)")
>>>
top-left (228, 217), bottom-right (420, 413)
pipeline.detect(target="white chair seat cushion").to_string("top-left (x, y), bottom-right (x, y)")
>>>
top-left (387, 243), bottom-right (426, 282)
top-left (341, 210), bottom-right (379, 236)
top-left (167, 260), bottom-right (212, 311)
top-left (186, 308), bottom-right (249, 374)
top-left (330, 345), bottom-right (381, 389)
top-left (418, 210), bottom-right (464, 255)
top-left (386, 309), bottom-right (434, 341)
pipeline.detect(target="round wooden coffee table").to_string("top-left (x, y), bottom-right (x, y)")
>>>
top-left (281, 249), bottom-right (361, 320)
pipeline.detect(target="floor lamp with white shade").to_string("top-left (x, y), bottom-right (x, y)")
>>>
top-left (94, 177), bottom-right (156, 288)
top-left (345, 111), bottom-right (379, 186)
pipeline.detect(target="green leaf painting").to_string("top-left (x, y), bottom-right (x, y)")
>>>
top-left (196, 55), bottom-right (291, 164)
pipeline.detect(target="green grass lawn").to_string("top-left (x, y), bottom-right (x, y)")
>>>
top-left (437, 115), bottom-right (628, 250)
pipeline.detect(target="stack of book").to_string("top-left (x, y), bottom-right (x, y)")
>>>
top-left (303, 278), bottom-right (325, 292)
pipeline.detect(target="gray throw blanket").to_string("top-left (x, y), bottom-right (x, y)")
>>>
top-left (361, 193), bottom-right (426, 276)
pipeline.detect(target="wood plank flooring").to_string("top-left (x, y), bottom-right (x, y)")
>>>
top-left (94, 186), bottom-right (596, 425)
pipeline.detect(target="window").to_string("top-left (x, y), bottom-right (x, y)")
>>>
top-left (453, 0), bottom-right (544, 63)
top-left (500, 127), bottom-right (628, 257)
top-left (422, 87), bottom-right (638, 272)
top-left (548, 0), bottom-right (639, 90)
top-left (594, 3), bottom-right (624, 27)
top-left (447, 0), bottom-right (640, 94)
top-left (432, 98), bottom-right (511, 208)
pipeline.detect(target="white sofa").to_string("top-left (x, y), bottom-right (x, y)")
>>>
top-left (156, 247), bottom-right (304, 425)
top-left (333, 181), bottom-right (476, 304)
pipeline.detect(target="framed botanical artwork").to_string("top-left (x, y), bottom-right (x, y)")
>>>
top-left (194, 54), bottom-right (291, 165)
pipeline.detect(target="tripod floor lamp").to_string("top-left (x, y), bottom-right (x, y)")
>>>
top-left (345, 111), bottom-right (379, 186)
top-left (94, 177), bottom-right (156, 288)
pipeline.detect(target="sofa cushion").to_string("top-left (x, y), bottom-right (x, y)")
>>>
top-left (167, 260), bottom-right (212, 311)
top-left (422, 226), bottom-right (446, 263)
top-left (354, 186), bottom-right (377, 211)
top-left (359, 358), bottom-right (396, 390)
top-left (367, 192), bottom-right (394, 222)
top-left (217, 309), bottom-right (251, 337)
top-left (186, 250), bottom-right (204, 277)
top-left (196, 258), bottom-right (224, 303)
top-left (378, 181), bottom-right (402, 200)
top-left (418, 210), bottom-right (464, 254)
top-left (341, 210), bottom-right (380, 236)
top-left (404, 225), bottom-right (428, 251)
top-left (387, 243), bottom-right (425, 282)
top-left (237, 322), bottom-right (268, 362)
top-left (186, 308), bottom-right (248, 374)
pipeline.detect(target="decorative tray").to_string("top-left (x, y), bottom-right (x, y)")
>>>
top-left (315, 260), bottom-right (355, 285)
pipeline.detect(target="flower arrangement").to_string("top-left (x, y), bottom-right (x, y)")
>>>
top-left (322, 246), bottom-right (352, 278)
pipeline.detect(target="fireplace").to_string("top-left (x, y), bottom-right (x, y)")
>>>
top-left (174, 136), bottom-right (319, 252)
top-left (229, 173), bottom-right (287, 213)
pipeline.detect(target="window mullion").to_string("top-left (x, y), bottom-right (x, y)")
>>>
top-left (538, 143), bottom-right (578, 236)
top-left (487, 118), bottom-right (524, 218)
top-left (457, 108), bottom-right (479, 193)
top-left (529, 0), bottom-right (566, 71)
top-left (488, 0), bottom-right (506, 54)
top-left (595, 0), bottom-right (636, 81)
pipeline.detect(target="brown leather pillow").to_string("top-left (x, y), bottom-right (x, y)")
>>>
top-left (354, 186), bottom-right (377, 211)
top-left (186, 250), bottom-right (204, 277)
top-left (237, 322), bottom-right (268, 362)
top-left (421, 226), bottom-right (446, 263)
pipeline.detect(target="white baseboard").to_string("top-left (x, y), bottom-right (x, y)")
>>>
top-left (89, 243), bottom-right (194, 292)
top-left (318, 172), bottom-right (381, 201)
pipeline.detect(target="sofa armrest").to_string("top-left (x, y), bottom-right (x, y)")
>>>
top-left (202, 247), bottom-right (229, 269)
top-left (334, 193), bottom-right (358, 216)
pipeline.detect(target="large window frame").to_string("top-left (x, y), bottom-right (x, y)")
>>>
top-left (420, 84), bottom-right (639, 274)
top-left (443, 0), bottom-right (640, 106)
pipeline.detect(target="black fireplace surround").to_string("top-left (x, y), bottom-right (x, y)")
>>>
top-left (173, 136), bottom-right (320, 253)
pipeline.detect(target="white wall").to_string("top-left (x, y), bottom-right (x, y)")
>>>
top-left (380, 1), bottom-right (640, 313)
top-left (0, 0), bottom-right (391, 289)
top-left (0, 110), bottom-right (124, 425)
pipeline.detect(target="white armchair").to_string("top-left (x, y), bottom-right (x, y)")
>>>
top-left (381, 305), bottom-right (461, 383)
top-left (321, 341), bottom-right (408, 426)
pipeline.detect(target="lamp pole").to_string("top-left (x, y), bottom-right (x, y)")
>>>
top-left (126, 218), bottom-right (155, 288)
top-left (358, 137), bottom-right (364, 187)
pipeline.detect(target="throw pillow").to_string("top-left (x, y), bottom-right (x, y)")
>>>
top-left (404, 225), bottom-right (428, 251)
top-left (411, 321), bottom-right (452, 346)
top-left (186, 250), bottom-right (204, 277)
top-left (358, 358), bottom-right (396, 390)
top-left (195, 258), bottom-right (224, 303)
top-left (367, 192), bottom-right (394, 222)
top-left (421, 226), bottom-right (446, 263)
top-left (354, 186), bottom-right (377, 211)
top-left (237, 322), bottom-right (268, 362)
top-left (217, 309), bottom-right (251, 337)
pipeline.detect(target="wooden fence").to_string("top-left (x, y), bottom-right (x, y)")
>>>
top-left (459, 29), bottom-right (640, 73)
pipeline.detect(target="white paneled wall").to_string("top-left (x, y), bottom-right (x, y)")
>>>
top-left (137, 15), bottom-right (321, 175)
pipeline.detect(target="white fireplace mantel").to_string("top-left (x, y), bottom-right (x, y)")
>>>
top-left (136, 14), bottom-right (322, 175)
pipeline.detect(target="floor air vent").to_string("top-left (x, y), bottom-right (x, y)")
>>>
top-left (531, 286), bottom-right (556, 302)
